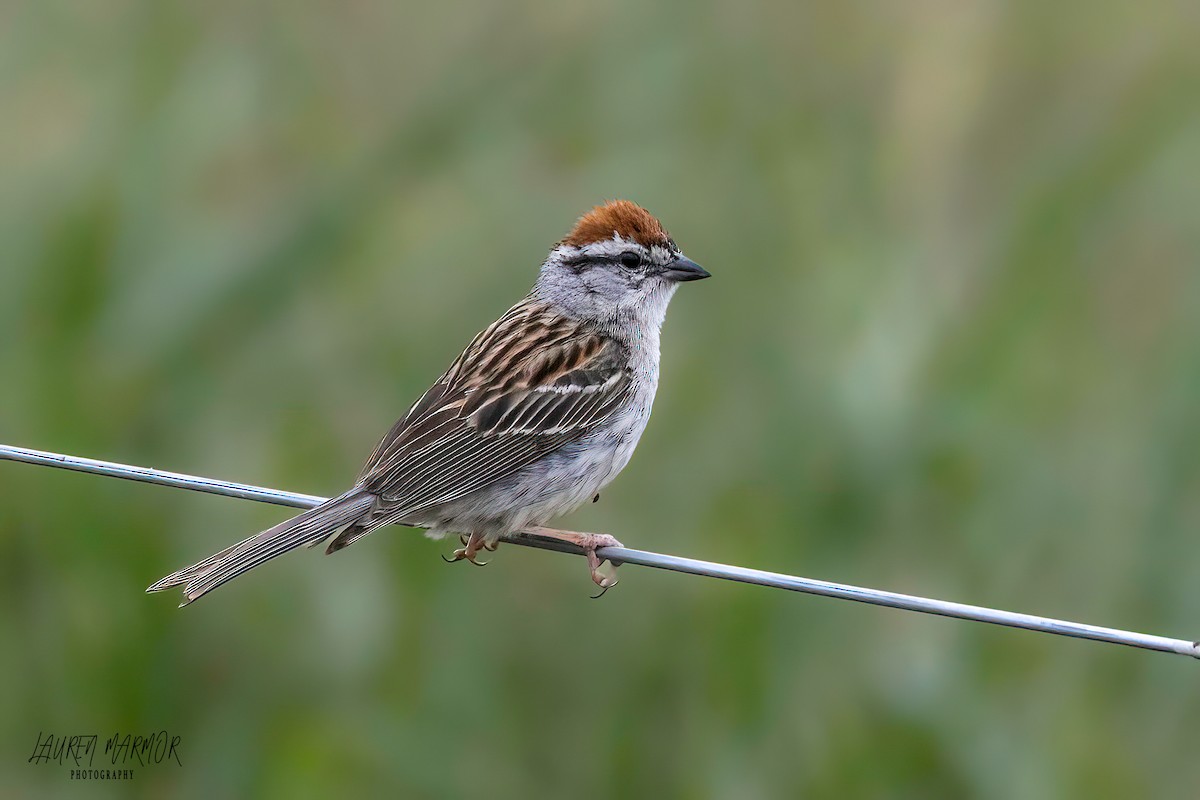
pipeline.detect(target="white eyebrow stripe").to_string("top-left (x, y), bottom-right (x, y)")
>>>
top-left (580, 236), bottom-right (642, 259)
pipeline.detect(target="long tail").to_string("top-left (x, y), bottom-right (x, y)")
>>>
top-left (146, 490), bottom-right (376, 606)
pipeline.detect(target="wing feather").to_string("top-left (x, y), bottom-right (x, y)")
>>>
top-left (354, 298), bottom-right (631, 524)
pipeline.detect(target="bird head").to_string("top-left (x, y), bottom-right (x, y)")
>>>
top-left (534, 200), bottom-right (709, 329)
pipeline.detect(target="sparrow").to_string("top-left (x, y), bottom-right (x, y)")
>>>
top-left (147, 200), bottom-right (709, 605)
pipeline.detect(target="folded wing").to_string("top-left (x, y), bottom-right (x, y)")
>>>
top-left (328, 299), bottom-right (632, 548)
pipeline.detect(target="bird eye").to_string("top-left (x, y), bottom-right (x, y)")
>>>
top-left (618, 252), bottom-right (641, 270)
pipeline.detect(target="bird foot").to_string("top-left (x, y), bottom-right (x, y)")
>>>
top-left (523, 527), bottom-right (623, 597)
top-left (458, 533), bottom-right (499, 552)
top-left (442, 532), bottom-right (495, 566)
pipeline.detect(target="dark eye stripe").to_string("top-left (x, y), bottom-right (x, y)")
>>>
top-left (561, 252), bottom-right (644, 271)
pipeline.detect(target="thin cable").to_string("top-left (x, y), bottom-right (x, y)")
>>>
top-left (2, 442), bottom-right (1197, 660)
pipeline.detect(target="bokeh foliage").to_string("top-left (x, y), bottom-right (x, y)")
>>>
top-left (3, 2), bottom-right (1200, 798)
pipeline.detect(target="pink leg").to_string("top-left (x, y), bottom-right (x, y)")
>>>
top-left (456, 533), bottom-right (499, 552)
top-left (521, 526), bottom-right (624, 596)
top-left (442, 531), bottom-right (493, 566)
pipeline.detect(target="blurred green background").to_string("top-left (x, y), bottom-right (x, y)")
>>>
top-left (3, 1), bottom-right (1200, 797)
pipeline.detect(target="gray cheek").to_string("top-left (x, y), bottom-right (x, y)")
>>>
top-left (584, 271), bottom-right (625, 297)
top-left (581, 274), bottom-right (606, 299)
top-left (613, 271), bottom-right (643, 293)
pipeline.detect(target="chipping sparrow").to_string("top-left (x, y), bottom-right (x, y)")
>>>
top-left (148, 200), bottom-right (709, 605)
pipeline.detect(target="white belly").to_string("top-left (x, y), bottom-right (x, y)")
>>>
top-left (414, 371), bottom-right (658, 539)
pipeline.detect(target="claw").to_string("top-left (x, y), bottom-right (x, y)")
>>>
top-left (521, 526), bottom-right (624, 595)
top-left (444, 542), bottom-right (489, 566)
top-left (585, 545), bottom-right (620, 597)
top-left (590, 574), bottom-right (618, 599)
top-left (458, 547), bottom-right (489, 566)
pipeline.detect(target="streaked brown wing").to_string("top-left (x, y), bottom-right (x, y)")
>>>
top-left (356, 298), bottom-right (631, 520)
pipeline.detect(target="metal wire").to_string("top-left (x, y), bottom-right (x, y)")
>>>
top-left (2, 441), bottom-right (1197, 660)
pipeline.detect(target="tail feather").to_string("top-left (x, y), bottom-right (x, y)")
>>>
top-left (147, 490), bottom-right (375, 606)
top-left (325, 522), bottom-right (377, 554)
top-left (145, 536), bottom-right (255, 592)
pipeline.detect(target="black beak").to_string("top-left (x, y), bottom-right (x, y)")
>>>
top-left (661, 256), bottom-right (710, 282)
